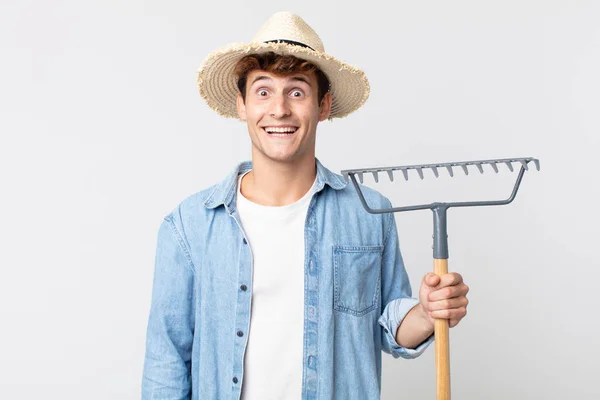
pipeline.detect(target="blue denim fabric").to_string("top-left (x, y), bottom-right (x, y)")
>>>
top-left (142, 159), bottom-right (434, 400)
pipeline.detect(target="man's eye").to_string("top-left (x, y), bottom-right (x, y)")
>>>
top-left (291, 90), bottom-right (304, 97)
top-left (257, 90), bottom-right (269, 96)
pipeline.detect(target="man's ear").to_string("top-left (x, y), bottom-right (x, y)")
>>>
top-left (236, 92), bottom-right (247, 121)
top-left (318, 91), bottom-right (332, 122)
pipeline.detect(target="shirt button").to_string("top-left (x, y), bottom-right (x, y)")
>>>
top-left (240, 284), bottom-right (247, 291)
top-left (243, 238), bottom-right (247, 244)
top-left (237, 330), bottom-right (244, 337)
top-left (384, 328), bottom-right (389, 333)
top-left (233, 377), bottom-right (238, 384)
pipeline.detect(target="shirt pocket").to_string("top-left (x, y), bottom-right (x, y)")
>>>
top-left (333, 245), bottom-right (384, 316)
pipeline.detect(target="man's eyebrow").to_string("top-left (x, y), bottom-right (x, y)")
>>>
top-left (250, 75), bottom-right (271, 87)
top-left (290, 76), bottom-right (312, 86)
top-left (249, 75), bottom-right (312, 87)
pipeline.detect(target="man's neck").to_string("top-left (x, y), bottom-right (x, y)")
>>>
top-left (240, 153), bottom-right (317, 207)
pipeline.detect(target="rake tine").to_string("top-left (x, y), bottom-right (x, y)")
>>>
top-left (519, 160), bottom-right (528, 171)
top-left (372, 171), bottom-right (379, 183)
top-left (417, 167), bottom-right (424, 180)
top-left (341, 157), bottom-right (539, 189)
top-left (402, 169), bottom-right (409, 181)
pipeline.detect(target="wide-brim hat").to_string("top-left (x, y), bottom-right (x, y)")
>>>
top-left (197, 11), bottom-right (370, 120)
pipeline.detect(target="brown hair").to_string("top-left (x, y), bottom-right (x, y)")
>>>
top-left (234, 52), bottom-right (331, 105)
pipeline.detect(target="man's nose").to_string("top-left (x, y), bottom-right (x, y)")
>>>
top-left (269, 93), bottom-right (291, 118)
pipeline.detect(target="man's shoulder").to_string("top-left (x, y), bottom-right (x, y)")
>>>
top-left (165, 183), bottom-right (220, 221)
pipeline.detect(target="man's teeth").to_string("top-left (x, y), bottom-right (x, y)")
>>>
top-left (265, 127), bottom-right (297, 134)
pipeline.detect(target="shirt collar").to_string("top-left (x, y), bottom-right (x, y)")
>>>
top-left (203, 158), bottom-right (347, 212)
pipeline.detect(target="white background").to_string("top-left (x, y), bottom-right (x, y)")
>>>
top-left (1, 1), bottom-right (598, 399)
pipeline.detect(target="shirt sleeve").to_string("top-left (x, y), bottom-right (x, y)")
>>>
top-left (142, 214), bottom-right (195, 399)
top-left (378, 198), bottom-right (434, 359)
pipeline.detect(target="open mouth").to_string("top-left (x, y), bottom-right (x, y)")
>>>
top-left (262, 126), bottom-right (298, 137)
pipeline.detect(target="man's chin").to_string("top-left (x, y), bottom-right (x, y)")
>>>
top-left (262, 152), bottom-right (300, 164)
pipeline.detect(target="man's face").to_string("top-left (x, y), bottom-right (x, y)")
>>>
top-left (236, 69), bottom-right (332, 164)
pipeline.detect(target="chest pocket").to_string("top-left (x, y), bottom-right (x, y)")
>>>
top-left (333, 245), bottom-right (383, 316)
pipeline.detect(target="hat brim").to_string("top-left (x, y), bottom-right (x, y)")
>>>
top-left (197, 42), bottom-right (370, 120)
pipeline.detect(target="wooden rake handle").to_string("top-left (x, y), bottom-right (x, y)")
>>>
top-left (434, 258), bottom-right (451, 400)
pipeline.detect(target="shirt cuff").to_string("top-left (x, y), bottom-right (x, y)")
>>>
top-left (378, 298), bottom-right (434, 359)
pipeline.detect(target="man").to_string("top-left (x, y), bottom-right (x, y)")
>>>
top-left (142, 11), bottom-right (469, 400)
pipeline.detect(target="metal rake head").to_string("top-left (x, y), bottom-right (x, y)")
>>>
top-left (341, 157), bottom-right (540, 185)
top-left (341, 157), bottom-right (540, 215)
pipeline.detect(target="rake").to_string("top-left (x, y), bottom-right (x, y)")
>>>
top-left (341, 157), bottom-right (540, 400)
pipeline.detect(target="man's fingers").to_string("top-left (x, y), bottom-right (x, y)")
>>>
top-left (426, 297), bottom-right (469, 311)
top-left (428, 284), bottom-right (469, 301)
top-left (423, 273), bottom-right (469, 327)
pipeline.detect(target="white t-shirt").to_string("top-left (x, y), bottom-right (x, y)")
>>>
top-left (236, 171), bottom-right (317, 400)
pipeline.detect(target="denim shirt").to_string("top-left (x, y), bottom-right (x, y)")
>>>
top-left (142, 159), bottom-right (434, 400)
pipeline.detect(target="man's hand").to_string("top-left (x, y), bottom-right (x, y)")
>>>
top-left (418, 272), bottom-right (469, 329)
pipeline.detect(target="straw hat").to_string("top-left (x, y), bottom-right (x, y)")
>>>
top-left (197, 11), bottom-right (370, 120)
